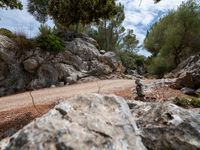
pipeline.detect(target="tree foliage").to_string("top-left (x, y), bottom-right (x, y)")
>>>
top-left (37, 25), bottom-right (65, 52)
top-left (28, 0), bottom-right (118, 30)
top-left (144, 0), bottom-right (200, 76)
top-left (0, 0), bottom-right (22, 9)
top-left (86, 4), bottom-right (138, 52)
top-left (84, 4), bottom-right (140, 71)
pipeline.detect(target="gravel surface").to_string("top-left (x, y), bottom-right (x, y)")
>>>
top-left (0, 79), bottom-right (139, 112)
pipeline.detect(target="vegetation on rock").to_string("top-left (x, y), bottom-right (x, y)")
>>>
top-left (36, 25), bottom-right (65, 52)
top-left (174, 96), bottom-right (200, 108)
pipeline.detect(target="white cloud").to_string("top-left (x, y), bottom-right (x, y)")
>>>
top-left (119, 0), bottom-right (187, 56)
top-left (0, 0), bottom-right (187, 56)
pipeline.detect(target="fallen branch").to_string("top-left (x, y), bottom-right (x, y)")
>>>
top-left (29, 91), bottom-right (42, 115)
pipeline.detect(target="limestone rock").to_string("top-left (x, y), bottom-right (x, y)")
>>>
top-left (128, 101), bottom-right (200, 150)
top-left (23, 58), bottom-right (39, 73)
top-left (195, 88), bottom-right (200, 95)
top-left (181, 87), bottom-right (196, 95)
top-left (0, 35), bottom-right (15, 49)
top-left (100, 50), bottom-right (106, 55)
top-left (170, 54), bottom-right (200, 89)
top-left (66, 38), bottom-right (100, 61)
top-left (37, 64), bottom-right (59, 86)
top-left (0, 94), bottom-right (146, 150)
top-left (0, 33), bottom-right (124, 97)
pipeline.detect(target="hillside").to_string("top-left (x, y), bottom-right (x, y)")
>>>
top-left (0, 33), bottom-right (124, 97)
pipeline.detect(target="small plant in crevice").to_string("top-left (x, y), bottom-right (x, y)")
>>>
top-left (36, 25), bottom-right (65, 52)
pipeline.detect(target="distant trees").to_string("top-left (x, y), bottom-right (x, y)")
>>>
top-left (28, 0), bottom-right (118, 31)
top-left (0, 0), bottom-right (22, 9)
top-left (84, 4), bottom-right (141, 71)
top-left (86, 4), bottom-right (138, 52)
top-left (144, 0), bottom-right (200, 76)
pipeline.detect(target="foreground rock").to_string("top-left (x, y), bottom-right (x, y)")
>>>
top-left (1, 94), bottom-right (200, 150)
top-left (0, 94), bottom-right (146, 150)
top-left (167, 53), bottom-right (200, 90)
top-left (0, 34), bottom-right (124, 97)
top-left (128, 100), bottom-right (200, 150)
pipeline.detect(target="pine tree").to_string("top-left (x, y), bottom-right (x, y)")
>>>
top-left (0, 0), bottom-right (22, 9)
top-left (28, 0), bottom-right (118, 31)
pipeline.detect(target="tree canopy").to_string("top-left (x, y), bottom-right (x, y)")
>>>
top-left (0, 0), bottom-right (22, 9)
top-left (86, 4), bottom-right (138, 52)
top-left (28, 0), bottom-right (118, 30)
top-left (144, 0), bottom-right (200, 70)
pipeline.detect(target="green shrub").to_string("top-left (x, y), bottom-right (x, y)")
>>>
top-left (174, 97), bottom-right (200, 108)
top-left (117, 50), bottom-right (145, 71)
top-left (37, 25), bottom-right (65, 52)
top-left (174, 97), bottom-right (191, 107)
top-left (0, 28), bottom-right (15, 38)
top-left (191, 98), bottom-right (200, 107)
top-left (147, 56), bottom-right (174, 78)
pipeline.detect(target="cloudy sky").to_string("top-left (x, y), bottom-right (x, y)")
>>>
top-left (0, 0), bottom-right (186, 56)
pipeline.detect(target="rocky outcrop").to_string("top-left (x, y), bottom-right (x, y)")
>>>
top-left (0, 94), bottom-right (146, 150)
top-left (1, 94), bottom-right (200, 150)
top-left (128, 100), bottom-right (200, 150)
top-left (167, 54), bottom-right (200, 89)
top-left (0, 34), bottom-right (124, 96)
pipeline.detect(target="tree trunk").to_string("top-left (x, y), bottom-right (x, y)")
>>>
top-left (75, 22), bottom-right (79, 33)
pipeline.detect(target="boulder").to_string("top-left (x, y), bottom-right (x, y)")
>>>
top-left (0, 35), bottom-right (15, 49)
top-left (0, 94), bottom-right (146, 150)
top-left (170, 54), bottom-right (200, 89)
top-left (181, 87), bottom-right (196, 95)
top-left (99, 52), bottom-right (125, 73)
top-left (66, 38), bottom-right (100, 61)
top-left (28, 79), bottom-right (46, 90)
top-left (100, 50), bottom-right (106, 55)
top-left (37, 64), bottom-right (59, 86)
top-left (195, 88), bottom-right (200, 95)
top-left (90, 60), bottom-right (112, 75)
top-left (128, 100), bottom-right (200, 150)
top-left (23, 58), bottom-right (39, 73)
top-left (127, 69), bottom-right (143, 79)
top-left (0, 48), bottom-right (15, 64)
top-left (64, 74), bottom-right (78, 84)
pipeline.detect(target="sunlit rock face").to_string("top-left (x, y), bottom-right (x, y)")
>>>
top-left (0, 33), bottom-right (124, 97)
top-left (0, 94), bottom-right (146, 150)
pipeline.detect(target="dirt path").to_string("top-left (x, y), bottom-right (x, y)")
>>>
top-left (0, 79), bottom-right (141, 112)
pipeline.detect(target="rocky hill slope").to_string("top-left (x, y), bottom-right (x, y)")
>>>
top-left (0, 33), bottom-right (124, 97)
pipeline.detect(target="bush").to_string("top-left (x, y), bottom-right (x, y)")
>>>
top-left (147, 56), bottom-right (174, 78)
top-left (14, 32), bottom-right (35, 50)
top-left (0, 28), bottom-right (15, 38)
top-left (191, 98), bottom-right (200, 107)
top-left (117, 50), bottom-right (145, 71)
top-left (174, 97), bottom-right (200, 108)
top-left (37, 25), bottom-right (65, 52)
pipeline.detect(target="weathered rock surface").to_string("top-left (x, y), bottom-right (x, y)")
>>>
top-left (128, 100), bottom-right (200, 150)
top-left (0, 34), bottom-right (124, 96)
top-left (181, 87), bottom-right (196, 95)
top-left (167, 53), bottom-right (200, 89)
top-left (1, 93), bottom-right (200, 150)
top-left (0, 94), bottom-right (146, 150)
